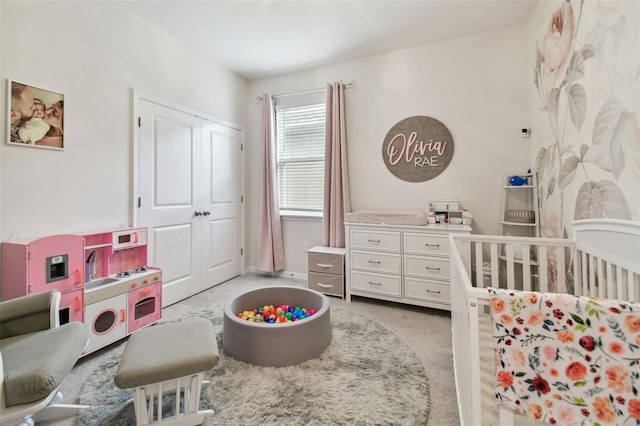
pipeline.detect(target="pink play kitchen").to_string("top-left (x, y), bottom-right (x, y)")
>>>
top-left (1, 227), bottom-right (162, 355)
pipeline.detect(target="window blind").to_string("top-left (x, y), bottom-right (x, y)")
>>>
top-left (275, 103), bottom-right (325, 212)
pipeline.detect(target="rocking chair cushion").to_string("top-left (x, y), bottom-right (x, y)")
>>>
top-left (2, 321), bottom-right (88, 407)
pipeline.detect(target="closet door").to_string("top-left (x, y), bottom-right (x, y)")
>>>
top-left (137, 96), bottom-right (244, 307)
top-left (138, 99), bottom-right (202, 307)
top-left (201, 120), bottom-right (243, 289)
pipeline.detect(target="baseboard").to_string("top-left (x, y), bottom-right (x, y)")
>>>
top-left (245, 267), bottom-right (307, 281)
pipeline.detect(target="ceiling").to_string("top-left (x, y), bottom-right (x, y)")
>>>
top-left (127, 0), bottom-right (538, 80)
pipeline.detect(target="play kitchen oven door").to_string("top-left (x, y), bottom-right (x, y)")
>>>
top-left (127, 282), bottom-right (161, 333)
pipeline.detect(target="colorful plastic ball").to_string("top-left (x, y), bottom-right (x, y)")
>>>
top-left (236, 303), bottom-right (317, 324)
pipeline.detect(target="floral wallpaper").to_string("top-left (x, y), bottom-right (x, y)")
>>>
top-left (531, 0), bottom-right (640, 241)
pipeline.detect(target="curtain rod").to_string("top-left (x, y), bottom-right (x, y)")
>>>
top-left (256, 80), bottom-right (356, 102)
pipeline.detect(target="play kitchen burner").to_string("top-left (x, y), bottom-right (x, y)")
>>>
top-left (116, 266), bottom-right (150, 278)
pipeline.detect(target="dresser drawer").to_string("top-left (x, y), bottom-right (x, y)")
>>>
top-left (404, 233), bottom-right (450, 257)
top-left (308, 252), bottom-right (343, 275)
top-left (350, 229), bottom-right (400, 253)
top-left (350, 271), bottom-right (401, 298)
top-left (404, 278), bottom-right (451, 304)
top-left (351, 250), bottom-right (401, 274)
top-left (404, 255), bottom-right (450, 279)
top-left (308, 272), bottom-right (343, 297)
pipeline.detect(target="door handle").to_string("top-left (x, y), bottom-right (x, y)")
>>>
top-left (203, 211), bottom-right (211, 216)
top-left (194, 211), bottom-right (203, 216)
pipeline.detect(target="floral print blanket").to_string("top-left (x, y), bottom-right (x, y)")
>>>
top-left (489, 288), bottom-right (640, 425)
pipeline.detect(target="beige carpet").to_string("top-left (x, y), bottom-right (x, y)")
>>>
top-left (77, 305), bottom-right (429, 425)
top-left (48, 273), bottom-right (459, 426)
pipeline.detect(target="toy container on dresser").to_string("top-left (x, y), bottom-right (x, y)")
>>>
top-left (345, 223), bottom-right (471, 310)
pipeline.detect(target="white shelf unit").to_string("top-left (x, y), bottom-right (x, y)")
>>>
top-left (499, 173), bottom-right (540, 267)
top-left (500, 173), bottom-right (539, 235)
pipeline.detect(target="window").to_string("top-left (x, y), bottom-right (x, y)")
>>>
top-left (275, 102), bottom-right (325, 213)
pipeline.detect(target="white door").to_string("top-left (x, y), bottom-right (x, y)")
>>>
top-left (138, 99), bottom-right (202, 307)
top-left (200, 120), bottom-right (243, 289)
top-left (137, 97), bottom-right (244, 307)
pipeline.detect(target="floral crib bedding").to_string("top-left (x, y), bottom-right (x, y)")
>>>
top-left (489, 288), bottom-right (640, 425)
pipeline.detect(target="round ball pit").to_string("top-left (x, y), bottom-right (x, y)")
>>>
top-left (223, 286), bottom-right (331, 367)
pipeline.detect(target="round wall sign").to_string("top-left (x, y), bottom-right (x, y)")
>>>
top-left (381, 116), bottom-right (454, 182)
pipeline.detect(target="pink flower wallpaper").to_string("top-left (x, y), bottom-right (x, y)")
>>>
top-left (530, 0), bottom-right (640, 240)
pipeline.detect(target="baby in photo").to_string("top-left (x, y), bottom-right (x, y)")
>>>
top-left (18, 99), bottom-right (50, 143)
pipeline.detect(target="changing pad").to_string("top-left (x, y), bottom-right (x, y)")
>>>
top-left (345, 210), bottom-right (427, 226)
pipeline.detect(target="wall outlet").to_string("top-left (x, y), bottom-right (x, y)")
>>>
top-left (304, 242), bottom-right (310, 250)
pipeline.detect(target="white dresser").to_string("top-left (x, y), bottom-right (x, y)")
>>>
top-left (345, 223), bottom-right (471, 310)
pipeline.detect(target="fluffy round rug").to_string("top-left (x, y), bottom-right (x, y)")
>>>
top-left (77, 305), bottom-right (430, 425)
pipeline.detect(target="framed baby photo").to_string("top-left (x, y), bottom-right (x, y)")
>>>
top-left (7, 79), bottom-right (64, 150)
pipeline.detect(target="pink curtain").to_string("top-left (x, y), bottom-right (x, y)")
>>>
top-left (322, 82), bottom-right (352, 248)
top-left (256, 93), bottom-right (285, 272)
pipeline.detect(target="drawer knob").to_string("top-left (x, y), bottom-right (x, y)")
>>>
top-left (426, 289), bottom-right (441, 294)
top-left (368, 260), bottom-right (381, 264)
top-left (425, 243), bottom-right (440, 248)
top-left (368, 281), bottom-right (382, 286)
top-left (316, 263), bottom-right (333, 268)
top-left (317, 283), bottom-right (333, 288)
top-left (425, 266), bottom-right (441, 271)
top-left (368, 239), bottom-right (381, 243)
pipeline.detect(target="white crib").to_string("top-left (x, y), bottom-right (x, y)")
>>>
top-left (449, 219), bottom-right (640, 426)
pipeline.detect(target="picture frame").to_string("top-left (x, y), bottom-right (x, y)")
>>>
top-left (7, 79), bottom-right (64, 150)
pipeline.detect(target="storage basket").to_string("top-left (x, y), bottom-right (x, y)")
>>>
top-left (505, 209), bottom-right (535, 223)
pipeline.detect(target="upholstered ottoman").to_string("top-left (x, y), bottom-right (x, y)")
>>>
top-left (114, 319), bottom-right (219, 426)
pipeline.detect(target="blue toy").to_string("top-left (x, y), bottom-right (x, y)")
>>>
top-left (509, 175), bottom-right (528, 186)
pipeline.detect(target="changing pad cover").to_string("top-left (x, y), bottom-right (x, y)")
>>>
top-left (345, 210), bottom-right (427, 226)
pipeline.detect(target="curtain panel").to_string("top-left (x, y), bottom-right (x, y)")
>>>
top-left (256, 93), bottom-right (285, 272)
top-left (322, 82), bottom-right (352, 248)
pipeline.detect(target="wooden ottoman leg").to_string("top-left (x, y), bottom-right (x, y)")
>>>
top-left (115, 319), bottom-right (219, 426)
top-left (131, 373), bottom-right (214, 426)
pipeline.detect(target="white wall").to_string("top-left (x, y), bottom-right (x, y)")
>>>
top-left (1, 3), bottom-right (531, 278)
top-left (247, 25), bottom-right (531, 275)
top-left (0, 2), bottom-right (248, 241)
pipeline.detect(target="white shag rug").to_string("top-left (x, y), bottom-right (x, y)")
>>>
top-left (77, 305), bottom-right (430, 425)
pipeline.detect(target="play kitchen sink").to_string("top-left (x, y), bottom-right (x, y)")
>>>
top-left (84, 276), bottom-right (119, 290)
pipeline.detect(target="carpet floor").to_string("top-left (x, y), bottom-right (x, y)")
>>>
top-left (77, 305), bottom-right (429, 425)
top-left (48, 273), bottom-right (460, 426)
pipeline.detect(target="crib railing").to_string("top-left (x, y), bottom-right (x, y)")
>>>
top-left (573, 219), bottom-right (640, 301)
top-left (449, 226), bottom-right (640, 425)
top-left (455, 234), bottom-right (576, 292)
